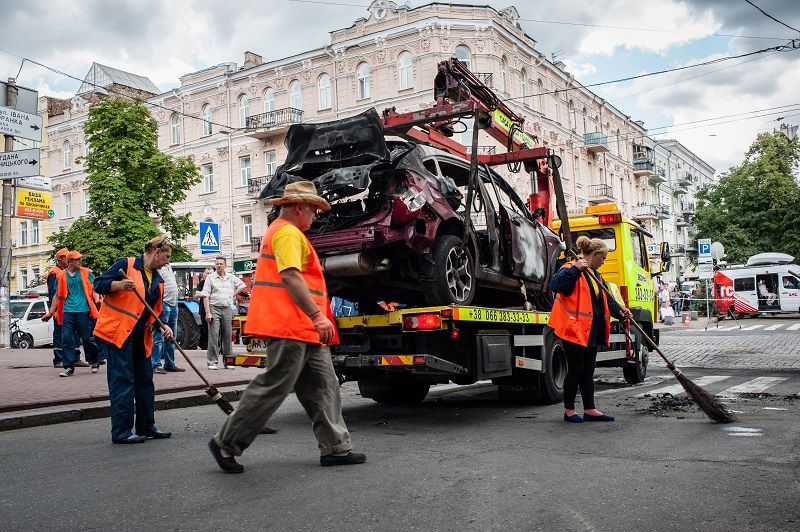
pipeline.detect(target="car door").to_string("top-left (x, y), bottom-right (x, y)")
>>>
top-left (779, 270), bottom-right (800, 311)
top-left (24, 300), bottom-right (52, 347)
top-left (732, 275), bottom-right (759, 313)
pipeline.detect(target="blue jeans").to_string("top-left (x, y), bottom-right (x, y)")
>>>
top-left (99, 331), bottom-right (156, 441)
top-left (151, 303), bottom-right (178, 369)
top-left (52, 320), bottom-right (63, 365)
top-left (61, 312), bottom-right (100, 371)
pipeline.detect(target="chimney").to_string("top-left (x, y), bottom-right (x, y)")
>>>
top-left (244, 51), bottom-right (263, 69)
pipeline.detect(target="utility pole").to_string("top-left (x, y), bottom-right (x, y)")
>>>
top-left (0, 78), bottom-right (17, 348)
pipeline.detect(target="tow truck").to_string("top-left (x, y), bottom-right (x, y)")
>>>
top-left (228, 59), bottom-right (667, 404)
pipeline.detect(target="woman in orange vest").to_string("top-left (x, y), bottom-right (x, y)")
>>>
top-left (548, 235), bottom-right (632, 423)
top-left (93, 236), bottom-right (174, 444)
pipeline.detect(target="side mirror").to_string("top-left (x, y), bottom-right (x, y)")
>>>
top-left (657, 241), bottom-right (671, 274)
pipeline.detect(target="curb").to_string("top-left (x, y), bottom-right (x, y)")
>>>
top-left (0, 388), bottom-right (246, 432)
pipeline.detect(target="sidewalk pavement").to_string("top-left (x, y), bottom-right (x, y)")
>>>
top-left (0, 346), bottom-right (262, 431)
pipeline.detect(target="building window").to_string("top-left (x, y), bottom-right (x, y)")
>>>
top-left (499, 57), bottom-right (508, 93)
top-left (398, 52), bottom-right (413, 90)
top-left (519, 68), bottom-right (527, 102)
top-left (239, 155), bottom-right (251, 187)
top-left (552, 92), bottom-right (561, 124)
top-left (290, 81), bottom-right (303, 110)
top-left (357, 63), bottom-right (370, 100)
top-left (569, 101), bottom-right (577, 130)
top-left (454, 45), bottom-right (471, 70)
top-left (263, 88), bottom-right (275, 113)
top-left (19, 221), bottom-right (28, 246)
top-left (265, 150), bottom-right (276, 176)
top-left (32, 266), bottom-right (40, 284)
top-left (170, 113), bottom-right (181, 144)
top-left (20, 269), bottom-right (28, 289)
top-left (318, 74), bottom-right (331, 110)
top-left (242, 215), bottom-right (252, 244)
top-left (238, 94), bottom-right (249, 128)
top-left (63, 141), bottom-right (72, 169)
top-left (574, 155), bottom-right (581, 182)
top-left (64, 192), bottom-right (72, 218)
top-left (202, 164), bottom-right (214, 193)
top-left (31, 220), bottom-right (40, 245)
top-left (202, 105), bottom-right (213, 136)
top-left (84, 138), bottom-right (92, 156)
top-left (84, 191), bottom-right (91, 213)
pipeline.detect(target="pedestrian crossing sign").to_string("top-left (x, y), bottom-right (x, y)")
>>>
top-left (199, 221), bottom-right (220, 254)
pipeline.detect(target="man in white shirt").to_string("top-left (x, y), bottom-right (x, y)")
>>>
top-left (202, 257), bottom-right (246, 369)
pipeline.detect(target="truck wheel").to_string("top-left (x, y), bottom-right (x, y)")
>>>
top-left (177, 306), bottom-right (200, 350)
top-left (423, 235), bottom-right (475, 306)
top-left (358, 379), bottom-right (430, 404)
top-left (623, 330), bottom-right (649, 384)
top-left (538, 327), bottom-right (566, 404)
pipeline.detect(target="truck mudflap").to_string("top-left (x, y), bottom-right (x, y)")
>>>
top-left (333, 353), bottom-right (468, 375)
top-left (223, 354), bottom-right (266, 368)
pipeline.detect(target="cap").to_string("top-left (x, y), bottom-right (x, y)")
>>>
top-left (67, 251), bottom-right (82, 261)
top-left (56, 248), bottom-right (69, 259)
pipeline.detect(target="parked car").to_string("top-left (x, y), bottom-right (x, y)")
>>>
top-left (260, 109), bottom-right (564, 309)
top-left (9, 297), bottom-right (53, 349)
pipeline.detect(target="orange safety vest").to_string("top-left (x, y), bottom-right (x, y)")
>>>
top-left (245, 219), bottom-right (336, 345)
top-left (93, 258), bottom-right (163, 357)
top-left (548, 261), bottom-right (611, 347)
top-left (54, 266), bottom-right (99, 325)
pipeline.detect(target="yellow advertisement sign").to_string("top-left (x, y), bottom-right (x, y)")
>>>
top-left (492, 109), bottom-right (538, 148)
top-left (16, 187), bottom-right (53, 220)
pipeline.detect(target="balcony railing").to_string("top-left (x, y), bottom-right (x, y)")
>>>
top-left (656, 204), bottom-right (670, 219)
top-left (247, 175), bottom-right (273, 197)
top-left (245, 108), bottom-right (303, 137)
top-left (634, 204), bottom-right (659, 220)
top-left (584, 132), bottom-right (609, 153)
top-left (649, 166), bottom-right (666, 184)
top-left (681, 202), bottom-right (696, 214)
top-left (632, 160), bottom-right (655, 177)
top-left (677, 173), bottom-right (693, 188)
top-left (250, 237), bottom-right (262, 253)
top-left (588, 183), bottom-right (614, 204)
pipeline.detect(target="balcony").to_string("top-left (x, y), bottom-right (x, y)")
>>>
top-left (250, 237), bottom-right (262, 253)
top-left (673, 181), bottom-right (688, 196)
top-left (588, 183), bottom-right (614, 204)
top-left (681, 202), bottom-right (696, 215)
top-left (648, 166), bottom-right (666, 184)
top-left (245, 107), bottom-right (303, 139)
top-left (656, 204), bottom-right (670, 219)
top-left (685, 239), bottom-right (698, 251)
top-left (687, 225), bottom-right (698, 238)
top-left (634, 204), bottom-right (659, 221)
top-left (247, 175), bottom-right (273, 197)
top-left (584, 132), bottom-right (609, 153)
top-left (632, 160), bottom-right (655, 177)
top-left (677, 173), bottom-right (693, 188)
top-left (676, 218), bottom-right (689, 227)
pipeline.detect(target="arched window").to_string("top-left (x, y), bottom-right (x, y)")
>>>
top-left (398, 51), bottom-right (413, 90)
top-left (170, 113), bottom-right (181, 144)
top-left (202, 104), bottom-right (213, 136)
top-left (238, 94), bottom-right (249, 128)
top-left (519, 68), bottom-right (527, 102)
top-left (500, 57), bottom-right (508, 93)
top-left (63, 141), bottom-right (72, 169)
top-left (290, 80), bottom-right (302, 110)
top-left (318, 73), bottom-right (331, 110)
top-left (568, 101), bottom-right (576, 131)
top-left (263, 88), bottom-right (275, 113)
top-left (357, 63), bottom-right (371, 99)
top-left (454, 45), bottom-right (471, 70)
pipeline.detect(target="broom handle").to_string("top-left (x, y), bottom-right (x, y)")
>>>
top-left (118, 269), bottom-right (215, 387)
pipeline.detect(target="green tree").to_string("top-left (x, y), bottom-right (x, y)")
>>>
top-left (694, 130), bottom-right (800, 263)
top-left (49, 99), bottom-right (201, 272)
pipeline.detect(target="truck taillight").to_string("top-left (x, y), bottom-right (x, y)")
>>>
top-left (598, 213), bottom-right (622, 224)
top-left (402, 313), bottom-right (442, 331)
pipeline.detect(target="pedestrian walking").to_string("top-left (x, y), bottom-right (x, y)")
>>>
top-left (151, 263), bottom-right (185, 374)
top-left (43, 247), bottom-right (69, 368)
top-left (209, 181), bottom-right (365, 473)
top-left (548, 235), bottom-right (633, 423)
top-left (44, 251), bottom-right (101, 377)
top-left (93, 235), bottom-right (174, 444)
top-left (202, 257), bottom-right (245, 370)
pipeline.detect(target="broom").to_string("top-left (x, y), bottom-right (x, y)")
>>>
top-left (580, 264), bottom-right (735, 423)
top-left (118, 269), bottom-right (235, 415)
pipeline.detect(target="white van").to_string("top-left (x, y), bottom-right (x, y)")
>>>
top-left (713, 253), bottom-right (800, 316)
top-left (9, 297), bottom-right (53, 348)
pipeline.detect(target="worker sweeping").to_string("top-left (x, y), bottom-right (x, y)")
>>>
top-left (549, 235), bottom-right (633, 423)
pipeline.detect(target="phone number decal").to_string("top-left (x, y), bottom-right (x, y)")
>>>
top-left (454, 307), bottom-right (548, 324)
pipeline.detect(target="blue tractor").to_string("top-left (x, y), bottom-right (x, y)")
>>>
top-left (171, 262), bottom-right (214, 350)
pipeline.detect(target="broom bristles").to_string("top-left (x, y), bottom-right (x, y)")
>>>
top-left (205, 386), bottom-right (235, 415)
top-left (673, 370), bottom-right (735, 423)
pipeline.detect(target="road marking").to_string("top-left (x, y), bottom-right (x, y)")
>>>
top-left (763, 324), bottom-right (785, 331)
top-left (787, 323), bottom-right (800, 331)
top-left (637, 375), bottom-right (731, 397)
top-left (714, 325), bottom-right (741, 332)
top-left (740, 324), bottom-right (764, 331)
top-left (723, 426), bottom-right (764, 437)
top-left (718, 376), bottom-right (788, 395)
top-left (595, 377), bottom-right (668, 396)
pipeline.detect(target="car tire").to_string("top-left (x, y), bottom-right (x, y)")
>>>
top-left (423, 235), bottom-right (475, 306)
top-left (623, 329), bottom-right (649, 384)
top-left (17, 333), bottom-right (34, 350)
top-left (358, 379), bottom-right (430, 404)
top-left (177, 305), bottom-right (201, 350)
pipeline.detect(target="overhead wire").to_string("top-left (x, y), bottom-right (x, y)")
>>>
top-left (743, 0), bottom-right (800, 35)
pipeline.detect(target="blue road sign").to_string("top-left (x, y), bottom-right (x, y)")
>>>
top-left (199, 221), bottom-right (220, 254)
top-left (698, 238), bottom-right (711, 257)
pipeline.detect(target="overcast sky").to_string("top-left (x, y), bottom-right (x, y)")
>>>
top-left (2, 0), bottom-right (798, 174)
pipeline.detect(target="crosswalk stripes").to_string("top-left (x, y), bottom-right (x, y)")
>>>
top-left (763, 324), bottom-right (785, 331)
top-left (788, 323), bottom-right (800, 331)
top-left (718, 376), bottom-right (788, 396)
top-left (740, 324), bottom-right (765, 331)
top-left (675, 322), bottom-right (800, 333)
top-left (635, 375), bottom-right (731, 397)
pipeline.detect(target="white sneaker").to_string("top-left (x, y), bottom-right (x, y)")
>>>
top-left (223, 365), bottom-right (235, 370)
top-left (207, 364), bottom-right (218, 370)
top-left (91, 364), bottom-right (99, 374)
top-left (59, 368), bottom-right (74, 377)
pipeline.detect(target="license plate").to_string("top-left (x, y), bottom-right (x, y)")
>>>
top-left (247, 338), bottom-right (268, 352)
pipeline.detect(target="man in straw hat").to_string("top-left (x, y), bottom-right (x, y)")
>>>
top-left (209, 180), bottom-right (366, 473)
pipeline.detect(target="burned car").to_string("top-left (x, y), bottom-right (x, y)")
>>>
top-left (261, 109), bottom-right (563, 309)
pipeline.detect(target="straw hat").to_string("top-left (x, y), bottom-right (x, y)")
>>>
top-left (268, 181), bottom-right (330, 211)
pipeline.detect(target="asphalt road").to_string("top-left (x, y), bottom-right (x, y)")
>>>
top-left (1, 362), bottom-right (798, 531)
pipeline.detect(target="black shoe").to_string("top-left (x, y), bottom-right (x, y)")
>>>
top-left (208, 439), bottom-right (244, 474)
top-left (320, 451), bottom-right (367, 467)
top-left (143, 429), bottom-right (172, 439)
top-left (163, 366), bottom-right (186, 372)
top-left (260, 426), bottom-right (278, 435)
top-left (99, 359), bottom-right (107, 365)
top-left (112, 435), bottom-right (147, 444)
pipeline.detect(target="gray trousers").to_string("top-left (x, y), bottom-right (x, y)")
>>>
top-left (214, 337), bottom-right (352, 457)
top-left (206, 305), bottom-right (234, 365)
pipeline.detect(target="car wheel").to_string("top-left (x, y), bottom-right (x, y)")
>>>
top-left (423, 235), bottom-right (475, 306)
top-left (17, 333), bottom-right (34, 350)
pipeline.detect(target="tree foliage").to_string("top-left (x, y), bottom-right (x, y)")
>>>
top-left (49, 99), bottom-right (201, 272)
top-left (694, 130), bottom-right (800, 264)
